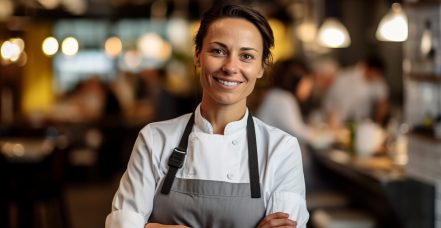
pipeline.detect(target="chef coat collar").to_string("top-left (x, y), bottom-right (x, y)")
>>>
top-left (195, 104), bottom-right (249, 135)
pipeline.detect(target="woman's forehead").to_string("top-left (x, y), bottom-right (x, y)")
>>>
top-left (204, 18), bottom-right (263, 49)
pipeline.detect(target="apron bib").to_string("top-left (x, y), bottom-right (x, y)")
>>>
top-left (149, 113), bottom-right (265, 227)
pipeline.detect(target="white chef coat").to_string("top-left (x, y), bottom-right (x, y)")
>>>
top-left (105, 104), bottom-right (309, 228)
top-left (324, 66), bottom-right (389, 124)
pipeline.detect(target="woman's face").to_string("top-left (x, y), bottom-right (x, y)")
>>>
top-left (195, 18), bottom-right (264, 109)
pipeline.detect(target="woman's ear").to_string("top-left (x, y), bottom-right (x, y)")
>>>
top-left (257, 67), bottom-right (265, 79)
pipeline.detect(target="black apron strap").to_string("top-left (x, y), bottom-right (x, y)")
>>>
top-left (161, 111), bottom-right (261, 198)
top-left (161, 113), bottom-right (195, 194)
top-left (247, 114), bottom-right (261, 198)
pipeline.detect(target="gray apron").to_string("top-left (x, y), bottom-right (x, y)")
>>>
top-left (149, 113), bottom-right (265, 227)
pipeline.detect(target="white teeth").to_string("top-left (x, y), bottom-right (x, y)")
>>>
top-left (217, 79), bottom-right (240, 87)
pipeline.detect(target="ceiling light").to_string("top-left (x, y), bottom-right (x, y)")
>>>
top-left (61, 36), bottom-right (79, 56)
top-left (376, 3), bottom-right (408, 42)
top-left (42, 37), bottom-right (59, 56)
top-left (317, 18), bottom-right (351, 48)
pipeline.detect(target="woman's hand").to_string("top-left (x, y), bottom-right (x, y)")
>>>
top-left (256, 212), bottom-right (297, 228)
top-left (144, 223), bottom-right (190, 228)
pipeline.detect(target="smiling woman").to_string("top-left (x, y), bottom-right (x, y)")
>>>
top-left (105, 2), bottom-right (309, 228)
top-left (195, 17), bottom-right (265, 128)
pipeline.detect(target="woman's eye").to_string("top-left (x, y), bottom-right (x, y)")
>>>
top-left (241, 53), bottom-right (254, 61)
top-left (210, 48), bottom-right (225, 55)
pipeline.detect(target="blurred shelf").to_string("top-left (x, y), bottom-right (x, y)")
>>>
top-left (406, 73), bottom-right (441, 83)
top-left (405, 0), bottom-right (441, 6)
top-left (409, 128), bottom-right (441, 143)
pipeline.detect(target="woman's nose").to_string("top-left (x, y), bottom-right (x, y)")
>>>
top-left (221, 56), bottom-right (239, 75)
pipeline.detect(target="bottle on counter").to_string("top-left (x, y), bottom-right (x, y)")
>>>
top-left (346, 120), bottom-right (356, 156)
top-left (420, 20), bottom-right (436, 75)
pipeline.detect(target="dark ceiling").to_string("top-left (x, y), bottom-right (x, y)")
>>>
top-left (11, 0), bottom-right (303, 21)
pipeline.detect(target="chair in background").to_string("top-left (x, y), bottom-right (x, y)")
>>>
top-left (0, 129), bottom-right (71, 228)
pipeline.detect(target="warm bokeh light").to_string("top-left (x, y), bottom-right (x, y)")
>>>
top-left (1, 40), bottom-right (20, 60)
top-left (42, 37), bottom-right (59, 56)
top-left (9, 52), bottom-right (20, 62)
top-left (137, 33), bottom-right (163, 58)
top-left (11, 38), bottom-right (25, 52)
top-left (376, 3), bottom-right (408, 42)
top-left (137, 33), bottom-right (172, 61)
top-left (104, 36), bottom-right (123, 58)
top-left (38, 0), bottom-right (60, 9)
top-left (123, 50), bottom-right (142, 70)
top-left (296, 20), bottom-right (317, 43)
top-left (16, 51), bottom-right (27, 66)
top-left (61, 36), bottom-right (79, 56)
top-left (62, 0), bottom-right (87, 15)
top-left (317, 18), bottom-right (351, 48)
top-left (1, 142), bottom-right (25, 157)
top-left (167, 19), bottom-right (190, 52)
top-left (158, 42), bottom-right (172, 61)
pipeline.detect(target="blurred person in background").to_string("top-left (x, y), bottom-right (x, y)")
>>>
top-left (257, 58), bottom-right (335, 149)
top-left (48, 76), bottom-right (108, 123)
top-left (137, 68), bottom-right (180, 122)
top-left (305, 56), bottom-right (340, 117)
top-left (106, 2), bottom-right (308, 228)
top-left (111, 68), bottom-right (180, 124)
top-left (323, 55), bottom-right (390, 128)
top-left (111, 71), bottom-right (155, 123)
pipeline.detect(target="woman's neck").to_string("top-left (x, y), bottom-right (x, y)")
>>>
top-left (200, 100), bottom-right (247, 135)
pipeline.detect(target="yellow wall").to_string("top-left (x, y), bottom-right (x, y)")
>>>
top-left (269, 19), bottom-right (295, 62)
top-left (22, 22), bottom-right (54, 115)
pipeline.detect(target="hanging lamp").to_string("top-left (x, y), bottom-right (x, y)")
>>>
top-left (376, 2), bottom-right (408, 42)
top-left (316, 0), bottom-right (351, 48)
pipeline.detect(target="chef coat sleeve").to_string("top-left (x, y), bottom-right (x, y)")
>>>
top-left (105, 125), bottom-right (159, 228)
top-left (266, 137), bottom-right (309, 228)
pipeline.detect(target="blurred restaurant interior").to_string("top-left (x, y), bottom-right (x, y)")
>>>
top-left (0, 0), bottom-right (441, 227)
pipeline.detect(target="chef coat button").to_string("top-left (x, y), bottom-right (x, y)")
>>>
top-left (227, 173), bottom-right (234, 180)
top-left (232, 139), bottom-right (239, 145)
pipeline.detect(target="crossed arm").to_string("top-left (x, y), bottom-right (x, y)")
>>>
top-left (144, 212), bottom-right (297, 228)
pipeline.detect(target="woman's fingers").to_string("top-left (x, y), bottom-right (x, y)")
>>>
top-left (145, 223), bottom-right (190, 228)
top-left (257, 212), bottom-right (297, 228)
top-left (260, 212), bottom-right (289, 223)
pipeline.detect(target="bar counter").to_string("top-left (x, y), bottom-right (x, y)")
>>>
top-left (309, 146), bottom-right (435, 228)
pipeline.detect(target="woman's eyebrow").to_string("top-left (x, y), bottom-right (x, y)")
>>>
top-left (209, 42), bottom-right (258, 52)
top-left (208, 41), bottom-right (227, 48)
top-left (241, 47), bottom-right (258, 53)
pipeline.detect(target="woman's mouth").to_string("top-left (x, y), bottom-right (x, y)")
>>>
top-left (214, 78), bottom-right (242, 87)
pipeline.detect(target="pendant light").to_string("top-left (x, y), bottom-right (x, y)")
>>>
top-left (317, 18), bottom-right (351, 48)
top-left (317, 0), bottom-right (351, 48)
top-left (376, 2), bottom-right (408, 42)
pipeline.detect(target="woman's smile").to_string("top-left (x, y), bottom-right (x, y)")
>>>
top-left (212, 75), bottom-right (243, 88)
